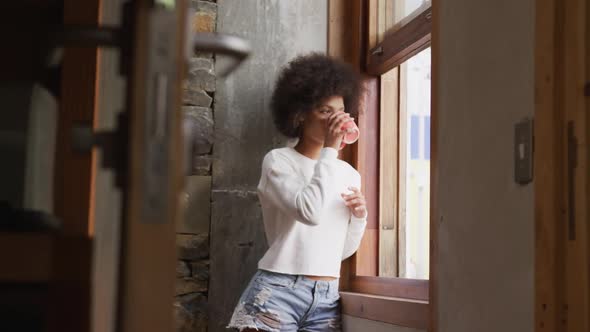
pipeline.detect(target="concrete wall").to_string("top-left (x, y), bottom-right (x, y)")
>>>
top-left (435, 0), bottom-right (535, 331)
top-left (209, 1), bottom-right (327, 331)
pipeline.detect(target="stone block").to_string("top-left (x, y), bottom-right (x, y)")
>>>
top-left (192, 155), bottom-right (213, 176)
top-left (190, 1), bottom-right (217, 33)
top-left (177, 234), bottom-right (209, 260)
top-left (185, 71), bottom-right (215, 93)
top-left (177, 261), bottom-right (191, 277)
top-left (183, 106), bottom-right (213, 155)
top-left (175, 293), bottom-right (208, 332)
top-left (189, 58), bottom-right (214, 72)
top-left (176, 277), bottom-right (208, 295)
top-left (183, 88), bottom-right (212, 107)
top-left (178, 176), bottom-right (211, 234)
top-left (191, 260), bottom-right (209, 281)
top-left (185, 57), bottom-right (216, 92)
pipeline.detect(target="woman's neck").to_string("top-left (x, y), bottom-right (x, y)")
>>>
top-left (294, 138), bottom-right (324, 160)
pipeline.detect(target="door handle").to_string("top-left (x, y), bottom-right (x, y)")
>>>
top-left (49, 5), bottom-right (251, 77)
top-left (191, 33), bottom-right (250, 76)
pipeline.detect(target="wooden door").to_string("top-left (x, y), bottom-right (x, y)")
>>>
top-left (562, 0), bottom-right (589, 330)
top-left (535, 0), bottom-right (590, 330)
top-left (116, 1), bottom-right (187, 331)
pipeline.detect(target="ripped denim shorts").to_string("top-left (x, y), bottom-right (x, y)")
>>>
top-left (227, 269), bottom-right (342, 332)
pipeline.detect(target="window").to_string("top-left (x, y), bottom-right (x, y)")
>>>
top-left (397, 47), bottom-right (431, 280)
top-left (373, 47), bottom-right (431, 280)
top-left (346, 0), bottom-right (432, 298)
top-left (376, 0), bottom-right (432, 43)
top-left (332, 0), bottom-right (433, 327)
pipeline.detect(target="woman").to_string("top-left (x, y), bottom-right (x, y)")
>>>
top-left (227, 53), bottom-right (368, 332)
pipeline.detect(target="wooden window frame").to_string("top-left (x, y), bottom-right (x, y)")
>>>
top-left (367, 5), bottom-right (432, 76)
top-left (329, 0), bottom-right (436, 329)
top-left (350, 0), bottom-right (432, 291)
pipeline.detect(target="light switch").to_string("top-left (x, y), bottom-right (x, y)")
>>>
top-left (514, 118), bottom-right (533, 184)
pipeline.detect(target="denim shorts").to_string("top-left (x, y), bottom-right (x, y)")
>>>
top-left (227, 269), bottom-right (342, 332)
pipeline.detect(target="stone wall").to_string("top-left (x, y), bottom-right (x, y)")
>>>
top-left (174, 1), bottom-right (217, 332)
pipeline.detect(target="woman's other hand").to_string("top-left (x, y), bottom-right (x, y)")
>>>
top-left (341, 187), bottom-right (367, 219)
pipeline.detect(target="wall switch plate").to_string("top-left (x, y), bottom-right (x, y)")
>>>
top-left (515, 118), bottom-right (534, 185)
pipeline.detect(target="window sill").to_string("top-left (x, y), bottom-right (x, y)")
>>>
top-left (340, 291), bottom-right (429, 330)
top-left (348, 276), bottom-right (429, 301)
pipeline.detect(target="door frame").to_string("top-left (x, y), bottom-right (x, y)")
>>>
top-left (535, 0), bottom-right (590, 330)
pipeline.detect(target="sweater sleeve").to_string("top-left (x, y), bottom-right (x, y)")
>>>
top-left (257, 148), bottom-right (340, 226)
top-left (341, 172), bottom-right (368, 260)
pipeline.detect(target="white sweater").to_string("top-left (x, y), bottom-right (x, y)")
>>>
top-left (256, 146), bottom-right (367, 278)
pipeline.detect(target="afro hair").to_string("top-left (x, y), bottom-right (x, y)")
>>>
top-left (270, 53), bottom-right (362, 138)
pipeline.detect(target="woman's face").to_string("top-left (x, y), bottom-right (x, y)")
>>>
top-left (300, 95), bottom-right (345, 145)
